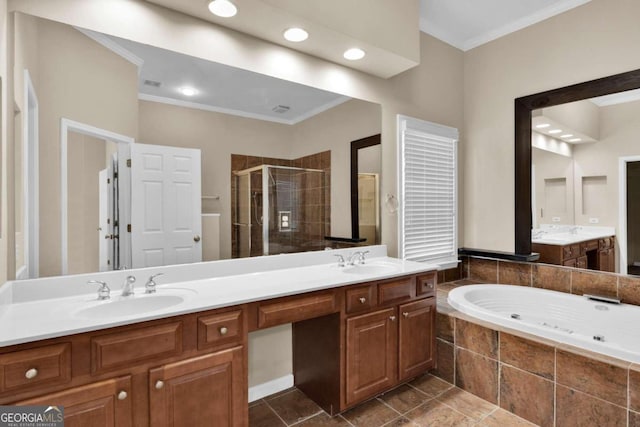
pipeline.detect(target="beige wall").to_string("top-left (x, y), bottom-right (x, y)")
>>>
top-left (290, 99), bottom-right (381, 238)
top-left (12, 14), bottom-right (138, 277)
top-left (463, 0), bottom-right (640, 252)
top-left (532, 146), bottom-right (574, 226)
top-left (540, 99), bottom-right (600, 141)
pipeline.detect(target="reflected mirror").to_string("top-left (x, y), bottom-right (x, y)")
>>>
top-left (350, 134), bottom-right (381, 245)
top-left (514, 68), bottom-right (640, 276)
top-left (12, 13), bottom-right (381, 279)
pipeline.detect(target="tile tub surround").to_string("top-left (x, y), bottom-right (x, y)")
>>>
top-left (436, 284), bottom-right (640, 427)
top-left (465, 256), bottom-right (640, 305)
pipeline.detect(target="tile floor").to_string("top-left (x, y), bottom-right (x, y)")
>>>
top-left (249, 373), bottom-right (537, 426)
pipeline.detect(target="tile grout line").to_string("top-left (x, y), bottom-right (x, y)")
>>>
top-left (261, 399), bottom-right (291, 427)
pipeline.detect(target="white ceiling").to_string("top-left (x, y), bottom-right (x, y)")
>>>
top-left (78, 28), bottom-right (349, 125)
top-left (420, 0), bottom-right (592, 51)
top-left (590, 89), bottom-right (640, 107)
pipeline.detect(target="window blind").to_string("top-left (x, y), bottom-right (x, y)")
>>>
top-left (398, 116), bottom-right (458, 265)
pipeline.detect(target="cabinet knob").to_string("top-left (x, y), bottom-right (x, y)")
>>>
top-left (427, 283), bottom-right (434, 289)
top-left (118, 391), bottom-right (128, 400)
top-left (155, 380), bottom-right (165, 390)
top-left (25, 368), bottom-right (38, 379)
top-left (219, 326), bottom-right (228, 335)
top-left (403, 312), bottom-right (409, 318)
top-left (389, 316), bottom-right (396, 321)
top-left (358, 297), bottom-right (366, 304)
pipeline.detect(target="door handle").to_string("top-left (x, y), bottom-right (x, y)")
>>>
top-left (193, 235), bottom-right (201, 242)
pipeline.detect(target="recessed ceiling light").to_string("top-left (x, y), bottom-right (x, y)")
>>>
top-left (208, 0), bottom-right (237, 18)
top-left (560, 134), bottom-right (574, 138)
top-left (343, 48), bottom-right (365, 61)
top-left (535, 123), bottom-right (551, 129)
top-left (180, 87), bottom-right (198, 97)
top-left (548, 129), bottom-right (563, 134)
top-left (569, 138), bottom-right (582, 142)
top-left (283, 28), bottom-right (308, 42)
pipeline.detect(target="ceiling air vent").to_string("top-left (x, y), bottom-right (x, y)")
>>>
top-left (272, 105), bottom-right (290, 114)
top-left (143, 79), bottom-right (162, 88)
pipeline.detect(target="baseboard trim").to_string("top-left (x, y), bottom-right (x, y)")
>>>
top-left (248, 374), bottom-right (294, 402)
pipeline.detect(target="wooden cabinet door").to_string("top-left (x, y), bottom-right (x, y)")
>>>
top-left (17, 376), bottom-right (132, 427)
top-left (398, 298), bottom-right (435, 381)
top-left (149, 346), bottom-right (246, 427)
top-left (345, 308), bottom-right (397, 406)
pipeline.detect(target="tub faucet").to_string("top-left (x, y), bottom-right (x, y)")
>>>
top-left (122, 275), bottom-right (136, 297)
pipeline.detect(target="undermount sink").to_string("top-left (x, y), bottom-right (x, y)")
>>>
top-left (342, 263), bottom-right (399, 275)
top-left (76, 292), bottom-right (192, 319)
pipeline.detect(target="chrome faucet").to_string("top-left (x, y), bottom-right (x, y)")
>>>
top-left (347, 251), bottom-right (368, 265)
top-left (570, 226), bottom-right (580, 235)
top-left (145, 273), bottom-right (164, 294)
top-left (121, 275), bottom-right (137, 297)
top-left (334, 254), bottom-right (346, 267)
top-left (87, 280), bottom-right (110, 300)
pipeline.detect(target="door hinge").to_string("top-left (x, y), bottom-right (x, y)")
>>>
top-left (126, 159), bottom-right (131, 168)
top-left (107, 178), bottom-right (111, 184)
top-left (127, 224), bottom-right (132, 232)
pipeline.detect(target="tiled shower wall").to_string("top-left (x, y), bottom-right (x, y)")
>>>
top-left (230, 151), bottom-right (331, 257)
top-left (435, 256), bottom-right (640, 426)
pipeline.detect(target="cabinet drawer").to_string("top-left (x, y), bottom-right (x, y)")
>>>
top-left (258, 292), bottom-right (337, 328)
top-left (576, 256), bottom-right (588, 269)
top-left (599, 237), bottom-right (613, 249)
top-left (0, 343), bottom-right (71, 393)
top-left (91, 322), bottom-right (183, 374)
top-left (416, 273), bottom-right (436, 297)
top-left (562, 244), bottom-right (580, 260)
top-left (378, 276), bottom-right (416, 306)
top-left (345, 285), bottom-right (376, 315)
top-left (198, 309), bottom-right (244, 350)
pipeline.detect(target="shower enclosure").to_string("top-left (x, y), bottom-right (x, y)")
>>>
top-left (233, 165), bottom-right (327, 257)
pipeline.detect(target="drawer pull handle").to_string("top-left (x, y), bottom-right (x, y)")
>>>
top-left (403, 312), bottom-right (409, 318)
top-left (219, 326), bottom-right (228, 335)
top-left (389, 316), bottom-right (396, 321)
top-left (118, 391), bottom-right (128, 400)
top-left (25, 368), bottom-right (38, 379)
top-left (155, 380), bottom-right (165, 390)
top-left (358, 297), bottom-right (366, 304)
top-left (427, 283), bottom-right (434, 289)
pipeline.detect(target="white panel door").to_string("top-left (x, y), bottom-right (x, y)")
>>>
top-left (130, 143), bottom-right (202, 268)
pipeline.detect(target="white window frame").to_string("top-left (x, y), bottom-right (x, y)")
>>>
top-left (397, 115), bottom-right (458, 267)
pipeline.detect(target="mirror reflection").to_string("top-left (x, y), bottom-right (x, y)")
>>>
top-left (12, 13), bottom-right (381, 280)
top-left (531, 90), bottom-right (640, 274)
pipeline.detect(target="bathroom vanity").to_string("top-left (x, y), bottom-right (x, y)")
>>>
top-left (531, 226), bottom-right (616, 271)
top-left (0, 248), bottom-right (436, 426)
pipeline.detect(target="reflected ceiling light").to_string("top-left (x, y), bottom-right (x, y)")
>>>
top-left (343, 48), bottom-right (366, 61)
top-left (561, 134), bottom-right (574, 138)
top-left (180, 87), bottom-right (198, 96)
top-left (548, 129), bottom-right (563, 134)
top-left (569, 138), bottom-right (582, 142)
top-left (208, 0), bottom-right (237, 18)
top-left (284, 28), bottom-right (309, 42)
top-left (535, 123), bottom-right (551, 128)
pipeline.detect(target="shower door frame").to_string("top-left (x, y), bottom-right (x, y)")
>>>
top-left (235, 164), bottom-right (324, 256)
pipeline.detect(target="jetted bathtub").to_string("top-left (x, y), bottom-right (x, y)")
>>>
top-left (448, 284), bottom-right (640, 363)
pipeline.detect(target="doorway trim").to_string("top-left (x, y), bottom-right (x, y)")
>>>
top-left (19, 70), bottom-right (39, 280)
top-left (60, 118), bottom-right (134, 274)
top-left (618, 155), bottom-right (640, 275)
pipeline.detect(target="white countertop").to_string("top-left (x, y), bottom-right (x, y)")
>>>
top-left (0, 248), bottom-right (437, 347)
top-left (532, 225), bottom-right (615, 246)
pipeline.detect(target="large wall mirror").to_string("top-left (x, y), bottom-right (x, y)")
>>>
top-left (12, 12), bottom-right (381, 280)
top-left (515, 68), bottom-right (640, 275)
